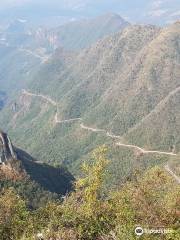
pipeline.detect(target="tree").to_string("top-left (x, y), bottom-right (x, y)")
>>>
top-left (0, 188), bottom-right (29, 240)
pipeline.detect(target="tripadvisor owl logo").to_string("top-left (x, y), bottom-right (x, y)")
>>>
top-left (135, 226), bottom-right (144, 236)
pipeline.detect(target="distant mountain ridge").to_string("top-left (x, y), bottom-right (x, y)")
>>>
top-left (0, 13), bottom-right (129, 51)
top-left (0, 13), bottom-right (129, 95)
top-left (52, 13), bottom-right (129, 50)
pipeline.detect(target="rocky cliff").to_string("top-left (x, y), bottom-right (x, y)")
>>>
top-left (0, 130), bottom-right (17, 164)
top-left (0, 130), bottom-right (74, 197)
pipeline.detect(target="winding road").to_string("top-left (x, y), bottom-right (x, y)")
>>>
top-left (80, 123), bottom-right (106, 133)
top-left (22, 89), bottom-right (179, 183)
top-left (19, 48), bottom-right (49, 63)
top-left (115, 142), bottom-right (177, 156)
top-left (22, 89), bottom-right (57, 106)
top-left (55, 112), bottom-right (82, 124)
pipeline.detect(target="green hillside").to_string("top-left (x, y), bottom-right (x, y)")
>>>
top-left (0, 22), bottom-right (179, 188)
top-left (125, 87), bottom-right (180, 151)
top-left (26, 22), bottom-right (179, 150)
top-left (0, 18), bottom-right (179, 240)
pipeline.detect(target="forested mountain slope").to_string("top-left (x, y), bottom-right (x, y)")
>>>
top-left (27, 22), bottom-right (180, 148)
top-left (0, 22), bottom-right (179, 187)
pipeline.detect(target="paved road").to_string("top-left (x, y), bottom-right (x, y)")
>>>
top-left (19, 48), bottom-right (49, 63)
top-left (22, 89), bottom-right (57, 106)
top-left (116, 142), bottom-right (177, 156)
top-left (55, 113), bottom-right (82, 123)
top-left (80, 123), bottom-right (106, 132)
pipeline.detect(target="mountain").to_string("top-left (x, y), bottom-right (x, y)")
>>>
top-left (0, 130), bottom-right (74, 208)
top-left (0, 22), bottom-right (179, 188)
top-left (1, 14), bottom-right (129, 51)
top-left (0, 14), bottom-right (128, 96)
top-left (30, 22), bottom-right (179, 150)
top-left (0, 9), bottom-right (180, 240)
top-left (0, 13), bottom-right (128, 120)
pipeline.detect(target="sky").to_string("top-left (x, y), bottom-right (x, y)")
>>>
top-left (0, 0), bottom-right (179, 26)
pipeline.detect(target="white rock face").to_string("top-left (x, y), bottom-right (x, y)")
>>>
top-left (0, 131), bottom-right (17, 163)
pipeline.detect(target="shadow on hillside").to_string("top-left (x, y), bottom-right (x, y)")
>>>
top-left (16, 148), bottom-right (75, 195)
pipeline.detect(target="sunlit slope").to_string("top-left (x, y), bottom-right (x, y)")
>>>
top-left (0, 84), bottom-right (173, 188)
top-left (29, 24), bottom-right (160, 122)
top-left (27, 22), bottom-right (180, 151)
top-left (124, 87), bottom-right (180, 151)
top-left (0, 23), bottom-right (179, 187)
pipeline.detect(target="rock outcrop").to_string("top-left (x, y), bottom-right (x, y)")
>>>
top-left (0, 130), bottom-right (74, 195)
top-left (0, 131), bottom-right (17, 164)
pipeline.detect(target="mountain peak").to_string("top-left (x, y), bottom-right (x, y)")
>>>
top-left (94, 12), bottom-right (129, 25)
top-left (54, 12), bottom-right (129, 50)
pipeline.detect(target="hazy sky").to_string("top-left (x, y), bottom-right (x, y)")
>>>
top-left (0, 0), bottom-right (179, 25)
top-left (0, 0), bottom-right (153, 10)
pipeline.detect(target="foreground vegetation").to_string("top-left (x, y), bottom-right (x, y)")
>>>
top-left (0, 146), bottom-right (179, 240)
